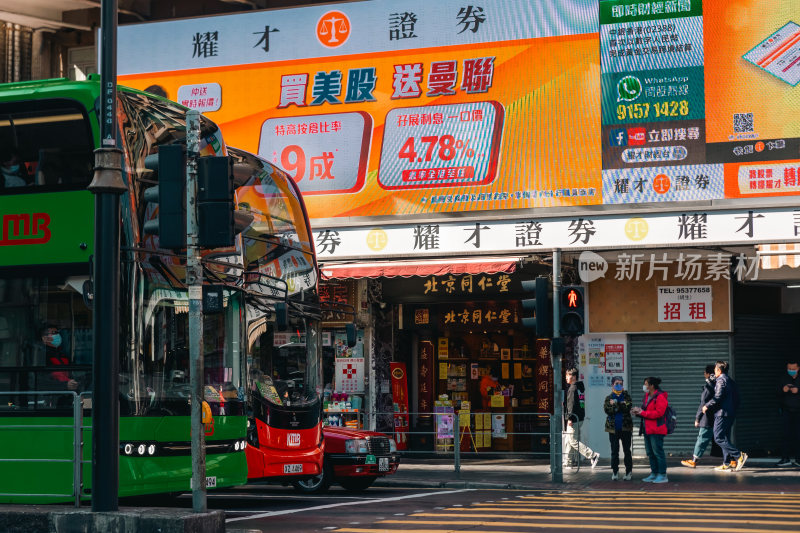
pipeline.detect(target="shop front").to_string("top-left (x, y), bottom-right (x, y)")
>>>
top-left (379, 265), bottom-right (553, 454)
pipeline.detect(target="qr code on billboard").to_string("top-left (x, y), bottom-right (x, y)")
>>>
top-left (733, 113), bottom-right (754, 133)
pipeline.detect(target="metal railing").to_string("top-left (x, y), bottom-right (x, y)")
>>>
top-left (0, 391), bottom-right (87, 507)
top-left (364, 410), bottom-right (574, 481)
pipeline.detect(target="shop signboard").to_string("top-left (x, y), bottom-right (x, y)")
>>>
top-left (320, 280), bottom-right (357, 326)
top-left (312, 205), bottom-right (800, 259)
top-left (535, 339), bottom-right (553, 414)
top-left (438, 301), bottom-right (521, 330)
top-left (657, 285), bottom-right (713, 323)
top-left (418, 340), bottom-right (435, 415)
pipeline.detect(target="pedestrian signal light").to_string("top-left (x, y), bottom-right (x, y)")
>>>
top-left (521, 277), bottom-right (552, 338)
top-left (560, 285), bottom-right (585, 336)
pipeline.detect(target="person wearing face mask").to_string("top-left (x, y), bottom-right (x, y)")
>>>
top-left (603, 376), bottom-right (633, 481)
top-left (702, 360), bottom-right (747, 472)
top-left (631, 377), bottom-right (668, 483)
top-left (563, 368), bottom-right (600, 469)
top-left (776, 360), bottom-right (800, 467)
top-left (681, 364), bottom-right (717, 468)
top-left (1, 148), bottom-right (28, 188)
top-left (42, 325), bottom-right (78, 391)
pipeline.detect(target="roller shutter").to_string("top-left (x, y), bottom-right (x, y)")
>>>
top-left (734, 314), bottom-right (800, 455)
top-left (629, 334), bottom-right (731, 456)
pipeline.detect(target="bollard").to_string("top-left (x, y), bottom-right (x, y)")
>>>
top-left (454, 421), bottom-right (461, 479)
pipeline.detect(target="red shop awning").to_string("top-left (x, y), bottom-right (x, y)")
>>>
top-left (320, 257), bottom-right (520, 280)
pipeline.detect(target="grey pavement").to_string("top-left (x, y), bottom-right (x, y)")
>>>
top-left (376, 455), bottom-right (800, 492)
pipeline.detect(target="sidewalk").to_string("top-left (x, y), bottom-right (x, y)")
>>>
top-left (375, 456), bottom-right (800, 492)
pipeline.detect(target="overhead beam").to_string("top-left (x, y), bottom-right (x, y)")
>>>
top-left (0, 10), bottom-right (92, 31)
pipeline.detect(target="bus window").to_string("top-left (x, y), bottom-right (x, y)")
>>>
top-left (0, 100), bottom-right (93, 192)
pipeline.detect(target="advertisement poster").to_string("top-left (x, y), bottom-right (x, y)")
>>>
top-left (334, 330), bottom-right (364, 358)
top-left (115, 0), bottom-right (800, 220)
top-left (657, 285), bottom-right (713, 322)
top-left (334, 357), bottom-right (365, 393)
top-left (117, 0), bottom-right (602, 219)
top-left (390, 362), bottom-right (409, 450)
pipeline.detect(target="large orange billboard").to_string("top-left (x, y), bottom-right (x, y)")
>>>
top-left (117, 0), bottom-right (601, 221)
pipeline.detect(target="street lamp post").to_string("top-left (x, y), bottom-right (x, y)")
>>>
top-left (87, 0), bottom-right (126, 512)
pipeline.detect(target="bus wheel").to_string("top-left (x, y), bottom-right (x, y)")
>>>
top-left (339, 476), bottom-right (376, 492)
top-left (292, 463), bottom-right (331, 494)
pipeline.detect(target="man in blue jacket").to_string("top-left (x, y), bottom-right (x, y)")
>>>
top-left (702, 360), bottom-right (747, 471)
top-left (681, 364), bottom-right (716, 468)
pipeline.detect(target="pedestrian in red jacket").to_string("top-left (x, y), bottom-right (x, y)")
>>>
top-left (631, 377), bottom-right (668, 483)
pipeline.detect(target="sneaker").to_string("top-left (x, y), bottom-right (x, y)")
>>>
top-left (642, 473), bottom-right (657, 482)
top-left (736, 452), bottom-right (748, 471)
top-left (652, 474), bottom-right (669, 484)
top-left (591, 452), bottom-right (600, 469)
top-left (611, 472), bottom-right (619, 481)
top-left (681, 459), bottom-right (697, 468)
top-left (776, 458), bottom-right (792, 467)
top-left (714, 462), bottom-right (734, 471)
top-left (623, 472), bottom-right (632, 481)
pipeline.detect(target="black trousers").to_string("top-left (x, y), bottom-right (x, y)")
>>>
top-left (781, 410), bottom-right (800, 460)
top-left (609, 430), bottom-right (632, 474)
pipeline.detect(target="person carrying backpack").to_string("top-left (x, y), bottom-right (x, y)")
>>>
top-left (702, 360), bottom-right (748, 471)
top-left (631, 376), bottom-right (669, 483)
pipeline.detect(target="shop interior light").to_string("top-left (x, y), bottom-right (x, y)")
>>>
top-left (787, 284), bottom-right (800, 289)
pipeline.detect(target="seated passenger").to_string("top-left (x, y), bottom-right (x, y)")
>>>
top-left (1, 148), bottom-right (28, 188)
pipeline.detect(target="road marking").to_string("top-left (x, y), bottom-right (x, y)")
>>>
top-left (226, 489), bottom-right (474, 523)
top-left (446, 508), bottom-right (800, 518)
top-left (366, 521), bottom-right (793, 533)
top-left (412, 513), bottom-right (800, 526)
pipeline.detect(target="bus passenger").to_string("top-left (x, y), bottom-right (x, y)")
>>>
top-left (1, 148), bottom-right (28, 188)
top-left (42, 325), bottom-right (78, 391)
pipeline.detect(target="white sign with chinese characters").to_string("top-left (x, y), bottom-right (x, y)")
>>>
top-left (176, 83), bottom-right (222, 112)
top-left (315, 206), bottom-right (800, 261)
top-left (335, 357), bottom-right (365, 393)
top-left (657, 286), bottom-right (712, 323)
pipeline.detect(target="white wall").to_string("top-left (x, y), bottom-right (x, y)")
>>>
top-left (575, 334), bottom-right (629, 459)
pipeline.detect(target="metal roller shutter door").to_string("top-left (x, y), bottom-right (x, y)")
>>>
top-left (629, 334), bottom-right (731, 456)
top-left (734, 314), bottom-right (800, 455)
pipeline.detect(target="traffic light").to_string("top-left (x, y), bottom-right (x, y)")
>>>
top-left (197, 155), bottom-right (235, 248)
top-left (521, 276), bottom-right (552, 338)
top-left (560, 286), bottom-right (585, 336)
top-left (143, 144), bottom-right (187, 250)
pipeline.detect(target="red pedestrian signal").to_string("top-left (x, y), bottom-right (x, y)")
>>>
top-left (566, 289), bottom-right (580, 308)
top-left (559, 286), bottom-right (585, 336)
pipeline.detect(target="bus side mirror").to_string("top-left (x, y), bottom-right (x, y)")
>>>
top-left (346, 323), bottom-right (357, 348)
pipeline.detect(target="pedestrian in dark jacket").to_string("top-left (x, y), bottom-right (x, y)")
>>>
top-left (603, 376), bottom-right (632, 480)
top-left (682, 364), bottom-right (716, 468)
top-left (776, 360), bottom-right (800, 467)
top-left (632, 376), bottom-right (669, 483)
top-left (703, 360), bottom-right (748, 471)
top-left (563, 368), bottom-right (599, 468)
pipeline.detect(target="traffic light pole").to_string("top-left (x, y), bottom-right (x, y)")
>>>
top-left (551, 250), bottom-right (563, 483)
top-left (186, 110), bottom-right (207, 512)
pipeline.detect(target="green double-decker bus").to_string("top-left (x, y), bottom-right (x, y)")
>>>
top-left (0, 77), bottom-right (321, 503)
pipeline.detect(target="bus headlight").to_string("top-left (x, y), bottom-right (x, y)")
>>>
top-left (241, 439), bottom-right (247, 450)
top-left (123, 443), bottom-right (133, 455)
top-left (137, 444), bottom-right (146, 456)
top-left (147, 444), bottom-right (156, 456)
top-left (234, 441), bottom-right (240, 451)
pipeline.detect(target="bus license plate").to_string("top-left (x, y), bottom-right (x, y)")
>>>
top-left (378, 457), bottom-right (389, 472)
top-left (190, 476), bottom-right (216, 489)
top-left (284, 464), bottom-right (303, 474)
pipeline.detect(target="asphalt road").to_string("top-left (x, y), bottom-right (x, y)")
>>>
top-left (126, 483), bottom-right (800, 532)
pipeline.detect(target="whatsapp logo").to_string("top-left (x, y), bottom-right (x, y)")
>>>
top-left (617, 75), bottom-right (642, 102)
